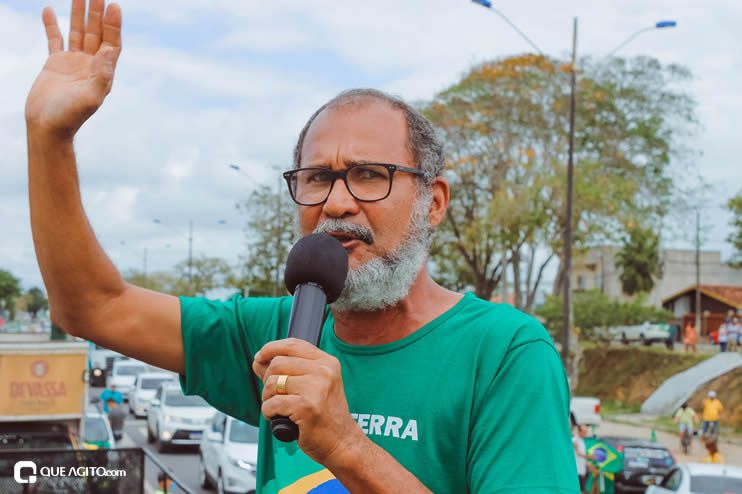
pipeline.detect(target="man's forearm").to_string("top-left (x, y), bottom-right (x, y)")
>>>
top-left (27, 129), bottom-right (125, 331)
top-left (325, 435), bottom-right (432, 494)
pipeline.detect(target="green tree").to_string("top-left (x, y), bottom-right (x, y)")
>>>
top-left (535, 289), bottom-right (673, 343)
top-left (0, 269), bottom-right (21, 320)
top-left (614, 224), bottom-right (661, 296)
top-left (421, 54), bottom-right (697, 305)
top-left (728, 191), bottom-right (742, 267)
top-left (173, 255), bottom-right (237, 297)
top-left (25, 287), bottom-right (49, 320)
top-left (237, 181), bottom-right (296, 297)
top-left (122, 270), bottom-right (178, 295)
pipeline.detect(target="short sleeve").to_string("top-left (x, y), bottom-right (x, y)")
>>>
top-left (178, 295), bottom-right (291, 426)
top-left (467, 339), bottom-right (579, 493)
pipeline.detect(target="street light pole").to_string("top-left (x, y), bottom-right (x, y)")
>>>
top-left (188, 220), bottom-right (193, 289)
top-left (561, 17), bottom-right (578, 368)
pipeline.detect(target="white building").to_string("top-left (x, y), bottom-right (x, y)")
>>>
top-left (571, 247), bottom-right (742, 307)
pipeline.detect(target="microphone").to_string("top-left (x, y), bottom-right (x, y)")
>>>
top-left (270, 233), bottom-right (348, 442)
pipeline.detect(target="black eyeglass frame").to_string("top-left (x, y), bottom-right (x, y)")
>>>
top-left (282, 163), bottom-right (425, 206)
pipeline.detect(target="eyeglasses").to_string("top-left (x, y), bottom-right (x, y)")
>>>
top-left (282, 163), bottom-right (424, 206)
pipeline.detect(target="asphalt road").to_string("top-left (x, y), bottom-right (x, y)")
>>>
top-left (89, 386), bottom-right (209, 494)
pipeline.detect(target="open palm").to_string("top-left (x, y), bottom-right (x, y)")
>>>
top-left (25, 0), bottom-right (122, 138)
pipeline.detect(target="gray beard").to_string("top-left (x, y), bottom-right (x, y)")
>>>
top-left (310, 192), bottom-right (433, 313)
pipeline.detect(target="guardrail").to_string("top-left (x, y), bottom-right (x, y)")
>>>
top-left (142, 446), bottom-right (197, 494)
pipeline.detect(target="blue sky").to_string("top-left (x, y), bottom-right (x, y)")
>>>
top-left (2, 0), bottom-right (740, 292)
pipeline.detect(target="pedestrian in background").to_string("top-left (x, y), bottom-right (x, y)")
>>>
top-left (573, 424), bottom-right (597, 494)
top-left (701, 391), bottom-right (723, 441)
top-left (684, 320), bottom-right (697, 353)
top-left (732, 317), bottom-right (742, 353)
top-left (718, 321), bottom-right (729, 352)
top-left (673, 402), bottom-right (699, 453)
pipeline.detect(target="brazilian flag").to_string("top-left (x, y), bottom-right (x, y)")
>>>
top-left (584, 438), bottom-right (623, 494)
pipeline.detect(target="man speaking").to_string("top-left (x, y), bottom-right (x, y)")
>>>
top-left (26, 1), bottom-right (578, 492)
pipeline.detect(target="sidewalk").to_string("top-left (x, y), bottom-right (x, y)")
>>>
top-left (609, 413), bottom-right (742, 446)
top-left (599, 418), bottom-right (742, 466)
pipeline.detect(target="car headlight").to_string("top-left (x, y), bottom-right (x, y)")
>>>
top-left (228, 456), bottom-right (256, 473)
top-left (164, 415), bottom-right (172, 423)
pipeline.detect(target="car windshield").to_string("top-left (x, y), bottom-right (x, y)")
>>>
top-left (141, 377), bottom-right (172, 390)
top-left (229, 421), bottom-right (259, 443)
top-left (116, 365), bottom-right (146, 376)
top-left (83, 418), bottom-right (109, 443)
top-left (164, 391), bottom-right (209, 407)
top-left (690, 475), bottom-right (742, 493)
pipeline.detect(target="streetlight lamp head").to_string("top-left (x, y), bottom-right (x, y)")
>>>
top-left (471, 0), bottom-right (492, 8)
top-left (229, 164), bottom-right (240, 171)
top-left (655, 20), bottom-right (677, 28)
top-left (153, 219), bottom-right (161, 224)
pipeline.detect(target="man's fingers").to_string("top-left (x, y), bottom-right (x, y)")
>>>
top-left (83, 0), bottom-right (105, 55)
top-left (100, 3), bottom-right (122, 68)
top-left (254, 338), bottom-right (327, 366)
top-left (261, 395), bottom-right (303, 422)
top-left (68, 0), bottom-right (86, 52)
top-left (262, 373), bottom-right (310, 402)
top-left (42, 8), bottom-right (64, 54)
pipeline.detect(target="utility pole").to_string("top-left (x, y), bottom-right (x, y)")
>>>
top-left (695, 209), bottom-right (701, 334)
top-left (143, 248), bottom-right (148, 285)
top-left (561, 17), bottom-right (578, 369)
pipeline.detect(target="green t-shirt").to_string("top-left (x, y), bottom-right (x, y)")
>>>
top-left (179, 292), bottom-right (579, 493)
top-left (674, 407), bottom-right (696, 427)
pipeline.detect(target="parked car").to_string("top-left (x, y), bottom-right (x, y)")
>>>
top-left (128, 372), bottom-right (177, 418)
top-left (199, 412), bottom-right (258, 494)
top-left (646, 462), bottom-right (742, 493)
top-left (570, 397), bottom-right (601, 426)
top-left (146, 383), bottom-right (215, 452)
top-left (611, 322), bottom-right (671, 346)
top-left (106, 359), bottom-right (149, 398)
top-left (600, 436), bottom-right (675, 493)
top-left (82, 409), bottom-right (116, 449)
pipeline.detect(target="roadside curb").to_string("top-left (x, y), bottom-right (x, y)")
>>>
top-left (605, 416), bottom-right (742, 447)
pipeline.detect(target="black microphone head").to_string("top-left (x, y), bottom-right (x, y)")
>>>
top-left (284, 233), bottom-right (349, 303)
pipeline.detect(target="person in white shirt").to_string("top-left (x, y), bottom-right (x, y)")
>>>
top-left (718, 322), bottom-right (729, 352)
top-left (573, 424), bottom-right (597, 494)
top-left (730, 317), bottom-right (741, 352)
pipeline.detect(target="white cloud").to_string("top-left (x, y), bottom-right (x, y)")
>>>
top-left (2, 0), bottom-right (741, 291)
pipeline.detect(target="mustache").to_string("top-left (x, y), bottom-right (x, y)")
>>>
top-left (313, 219), bottom-right (375, 245)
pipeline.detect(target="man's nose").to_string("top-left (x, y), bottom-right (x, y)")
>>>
top-left (322, 177), bottom-right (360, 217)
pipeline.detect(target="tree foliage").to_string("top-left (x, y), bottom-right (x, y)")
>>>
top-left (421, 54), bottom-right (697, 306)
top-left (535, 290), bottom-right (674, 342)
top-left (614, 225), bottom-right (661, 296)
top-left (728, 191), bottom-right (742, 267)
top-left (173, 255), bottom-right (236, 298)
top-left (237, 181), bottom-right (296, 297)
top-left (24, 287), bottom-right (49, 319)
top-left (0, 269), bottom-right (21, 320)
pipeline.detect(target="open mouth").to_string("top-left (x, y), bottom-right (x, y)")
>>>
top-left (328, 233), bottom-right (361, 247)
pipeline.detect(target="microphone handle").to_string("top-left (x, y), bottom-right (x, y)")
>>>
top-left (271, 283), bottom-right (327, 443)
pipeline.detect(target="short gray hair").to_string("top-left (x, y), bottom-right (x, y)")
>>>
top-left (292, 89), bottom-right (445, 186)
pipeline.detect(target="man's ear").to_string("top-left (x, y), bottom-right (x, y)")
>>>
top-left (427, 176), bottom-right (450, 228)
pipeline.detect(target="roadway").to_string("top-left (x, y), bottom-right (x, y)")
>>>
top-left (90, 386), bottom-right (209, 494)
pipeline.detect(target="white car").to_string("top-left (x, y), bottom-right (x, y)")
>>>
top-left (646, 462), bottom-right (742, 493)
top-left (612, 321), bottom-right (671, 346)
top-left (146, 383), bottom-right (215, 452)
top-left (199, 412), bottom-right (258, 494)
top-left (128, 372), bottom-right (177, 418)
top-left (106, 359), bottom-right (149, 398)
top-left (570, 397), bottom-right (601, 426)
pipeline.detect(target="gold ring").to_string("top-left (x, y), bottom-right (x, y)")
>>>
top-left (276, 374), bottom-right (289, 395)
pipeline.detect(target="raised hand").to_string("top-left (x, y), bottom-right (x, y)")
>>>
top-left (25, 0), bottom-right (122, 139)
